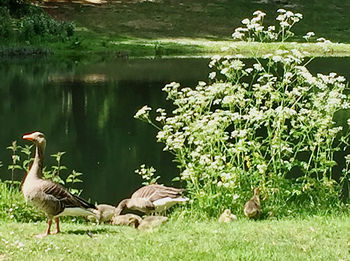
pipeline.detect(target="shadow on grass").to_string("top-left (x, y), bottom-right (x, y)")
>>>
top-left (62, 227), bottom-right (115, 236)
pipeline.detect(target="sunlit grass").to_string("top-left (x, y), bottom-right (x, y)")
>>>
top-left (0, 216), bottom-right (349, 260)
top-left (45, 33), bottom-right (350, 59)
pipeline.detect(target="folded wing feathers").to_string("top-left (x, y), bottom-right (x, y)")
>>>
top-left (131, 184), bottom-right (184, 202)
top-left (42, 181), bottom-right (96, 210)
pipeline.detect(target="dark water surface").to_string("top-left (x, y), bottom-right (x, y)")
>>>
top-left (1, 57), bottom-right (350, 204)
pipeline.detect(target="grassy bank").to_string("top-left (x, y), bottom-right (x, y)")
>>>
top-left (46, 35), bottom-right (350, 58)
top-left (0, 216), bottom-right (349, 260)
top-left (2, 0), bottom-right (350, 59)
top-left (4, 35), bottom-right (350, 60)
top-left (38, 0), bottom-right (350, 58)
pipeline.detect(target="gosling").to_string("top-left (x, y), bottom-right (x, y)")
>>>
top-left (219, 209), bottom-right (237, 223)
top-left (111, 214), bottom-right (142, 228)
top-left (89, 204), bottom-right (117, 223)
top-left (244, 188), bottom-right (261, 219)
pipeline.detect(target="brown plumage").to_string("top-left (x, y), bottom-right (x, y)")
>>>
top-left (21, 131), bottom-right (96, 238)
top-left (137, 216), bottom-right (168, 231)
top-left (111, 214), bottom-right (142, 228)
top-left (244, 188), bottom-right (261, 219)
top-left (115, 184), bottom-right (188, 215)
top-left (89, 204), bottom-right (117, 223)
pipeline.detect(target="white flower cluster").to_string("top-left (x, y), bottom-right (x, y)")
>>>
top-left (232, 9), bottom-right (302, 43)
top-left (134, 105), bottom-right (151, 121)
top-left (276, 9), bottom-right (302, 29)
top-left (135, 164), bottom-right (159, 184)
top-left (155, 108), bottom-right (167, 122)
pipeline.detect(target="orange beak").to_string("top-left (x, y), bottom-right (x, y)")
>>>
top-left (23, 133), bottom-right (34, 141)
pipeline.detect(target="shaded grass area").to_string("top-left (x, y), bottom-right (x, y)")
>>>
top-left (0, 216), bottom-right (349, 260)
top-left (2, 0), bottom-right (350, 59)
top-left (44, 0), bottom-right (350, 43)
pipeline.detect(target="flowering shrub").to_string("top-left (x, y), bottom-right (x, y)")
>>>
top-left (135, 10), bottom-right (350, 217)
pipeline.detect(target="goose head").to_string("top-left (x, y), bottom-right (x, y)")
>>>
top-left (223, 209), bottom-right (231, 216)
top-left (253, 187), bottom-right (260, 197)
top-left (23, 131), bottom-right (46, 151)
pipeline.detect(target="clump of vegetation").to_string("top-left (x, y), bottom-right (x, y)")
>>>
top-left (0, 140), bottom-right (84, 222)
top-left (135, 10), bottom-right (350, 218)
top-left (0, 0), bottom-right (74, 44)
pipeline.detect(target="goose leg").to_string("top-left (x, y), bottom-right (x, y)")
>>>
top-left (53, 218), bottom-right (60, 234)
top-left (35, 219), bottom-right (52, 238)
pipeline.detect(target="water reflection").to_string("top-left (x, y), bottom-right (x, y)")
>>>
top-left (0, 57), bottom-right (349, 204)
top-left (0, 57), bottom-right (210, 204)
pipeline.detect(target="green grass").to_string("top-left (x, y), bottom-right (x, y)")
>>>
top-left (3, 0), bottom-right (350, 59)
top-left (0, 216), bottom-right (349, 260)
top-left (44, 35), bottom-right (350, 58)
top-left (34, 0), bottom-right (350, 59)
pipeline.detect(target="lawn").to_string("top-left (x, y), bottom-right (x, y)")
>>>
top-left (3, 0), bottom-right (350, 59)
top-left (37, 0), bottom-right (350, 58)
top-left (0, 216), bottom-right (349, 260)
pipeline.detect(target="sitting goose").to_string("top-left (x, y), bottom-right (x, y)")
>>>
top-left (21, 131), bottom-right (97, 238)
top-left (137, 215), bottom-right (168, 231)
top-left (111, 213), bottom-right (142, 228)
top-left (244, 188), bottom-right (261, 219)
top-left (218, 209), bottom-right (237, 223)
top-left (115, 184), bottom-right (189, 215)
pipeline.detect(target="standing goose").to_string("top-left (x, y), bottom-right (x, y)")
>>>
top-left (115, 184), bottom-right (189, 215)
top-left (21, 131), bottom-right (97, 238)
top-left (244, 188), bottom-right (261, 219)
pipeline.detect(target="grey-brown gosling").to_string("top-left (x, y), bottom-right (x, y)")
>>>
top-left (111, 214), bottom-right (142, 228)
top-left (244, 188), bottom-right (261, 219)
top-left (22, 131), bottom-right (97, 238)
top-left (115, 184), bottom-right (189, 215)
top-left (137, 216), bottom-right (168, 231)
top-left (89, 204), bottom-right (117, 223)
top-left (218, 209), bottom-right (237, 223)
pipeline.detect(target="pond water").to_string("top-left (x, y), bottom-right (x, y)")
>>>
top-left (1, 56), bottom-right (350, 204)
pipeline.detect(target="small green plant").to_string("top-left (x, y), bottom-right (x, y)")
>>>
top-left (42, 151), bottom-right (84, 196)
top-left (135, 164), bottom-right (160, 185)
top-left (135, 9), bottom-right (350, 217)
top-left (66, 170), bottom-right (83, 196)
top-left (7, 141), bottom-right (22, 186)
top-left (43, 152), bottom-right (67, 185)
top-left (20, 144), bottom-right (33, 171)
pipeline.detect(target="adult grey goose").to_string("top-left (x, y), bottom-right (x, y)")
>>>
top-left (21, 131), bottom-right (97, 238)
top-left (115, 184), bottom-right (189, 215)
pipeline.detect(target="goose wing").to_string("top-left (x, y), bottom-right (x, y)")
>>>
top-left (42, 180), bottom-right (96, 209)
top-left (132, 184), bottom-right (183, 202)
